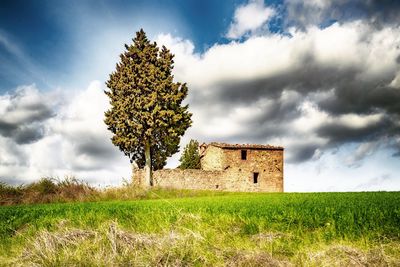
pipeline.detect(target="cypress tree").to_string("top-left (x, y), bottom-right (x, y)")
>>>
top-left (104, 29), bottom-right (192, 186)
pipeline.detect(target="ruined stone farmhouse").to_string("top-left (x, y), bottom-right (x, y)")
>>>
top-left (133, 142), bottom-right (284, 192)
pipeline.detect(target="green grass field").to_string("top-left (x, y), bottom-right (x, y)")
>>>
top-left (1, 191), bottom-right (399, 266)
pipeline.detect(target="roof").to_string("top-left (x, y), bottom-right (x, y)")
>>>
top-left (206, 142), bottom-right (284, 150)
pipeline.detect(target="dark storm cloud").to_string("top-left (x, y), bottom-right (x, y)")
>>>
top-left (359, 0), bottom-right (400, 27)
top-left (66, 135), bottom-right (123, 171)
top-left (249, 100), bottom-right (300, 126)
top-left (197, 55), bottom-right (368, 128)
top-left (391, 136), bottom-right (400, 157)
top-left (285, 0), bottom-right (400, 30)
top-left (316, 117), bottom-right (390, 144)
top-left (320, 86), bottom-right (400, 116)
top-left (233, 122), bottom-right (289, 143)
top-left (288, 143), bottom-right (321, 163)
top-left (0, 87), bottom-right (54, 144)
top-left (13, 125), bottom-right (45, 144)
top-left (208, 57), bottom-right (364, 109)
top-left (0, 120), bottom-right (46, 144)
top-left (0, 120), bottom-right (16, 136)
top-left (77, 140), bottom-right (113, 158)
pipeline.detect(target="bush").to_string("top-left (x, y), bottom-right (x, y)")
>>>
top-left (23, 178), bottom-right (58, 203)
top-left (28, 178), bottom-right (57, 194)
top-left (0, 182), bottom-right (24, 205)
top-left (0, 177), bottom-right (98, 205)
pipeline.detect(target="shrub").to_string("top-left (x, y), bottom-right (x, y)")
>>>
top-left (0, 182), bottom-right (24, 205)
top-left (23, 178), bottom-right (58, 203)
top-left (56, 176), bottom-right (96, 201)
top-left (0, 177), bottom-right (99, 205)
top-left (28, 178), bottom-right (57, 194)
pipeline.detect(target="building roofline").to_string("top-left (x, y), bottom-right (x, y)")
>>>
top-left (207, 142), bottom-right (284, 150)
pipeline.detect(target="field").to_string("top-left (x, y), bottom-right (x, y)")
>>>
top-left (1, 191), bottom-right (399, 266)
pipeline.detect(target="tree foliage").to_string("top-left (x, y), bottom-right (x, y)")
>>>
top-left (179, 139), bottom-right (201, 169)
top-left (104, 29), bottom-right (192, 181)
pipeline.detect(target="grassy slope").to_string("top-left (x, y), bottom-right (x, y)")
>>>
top-left (1, 191), bottom-right (399, 266)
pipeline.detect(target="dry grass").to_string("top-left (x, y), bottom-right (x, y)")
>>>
top-left (19, 221), bottom-right (213, 266)
top-left (303, 244), bottom-right (400, 267)
top-left (14, 221), bottom-right (399, 267)
top-left (225, 250), bottom-right (293, 267)
top-left (251, 232), bottom-right (291, 243)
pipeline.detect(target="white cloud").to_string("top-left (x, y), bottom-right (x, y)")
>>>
top-left (0, 85), bottom-right (55, 124)
top-left (305, 0), bottom-right (330, 8)
top-left (0, 82), bottom-right (130, 186)
top-left (292, 102), bottom-right (329, 134)
top-left (293, 103), bottom-right (384, 132)
top-left (335, 113), bottom-right (383, 129)
top-left (390, 71), bottom-right (400, 88)
top-left (158, 21), bottom-right (400, 93)
top-left (311, 22), bottom-right (367, 67)
top-left (226, 0), bottom-right (275, 39)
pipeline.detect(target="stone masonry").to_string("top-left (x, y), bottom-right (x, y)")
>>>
top-left (133, 142), bottom-right (284, 192)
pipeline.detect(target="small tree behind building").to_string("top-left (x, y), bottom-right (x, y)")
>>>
top-left (179, 139), bottom-right (201, 169)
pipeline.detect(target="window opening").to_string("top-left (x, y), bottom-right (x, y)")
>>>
top-left (241, 150), bottom-right (247, 160)
top-left (253, 172), bottom-right (259, 184)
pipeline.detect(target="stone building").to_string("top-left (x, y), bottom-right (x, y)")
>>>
top-left (133, 142), bottom-right (284, 192)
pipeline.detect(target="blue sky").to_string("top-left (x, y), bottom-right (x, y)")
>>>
top-left (0, 0), bottom-right (242, 90)
top-left (0, 0), bottom-right (400, 191)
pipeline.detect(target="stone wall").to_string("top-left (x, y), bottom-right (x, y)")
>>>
top-left (133, 166), bottom-right (283, 192)
top-left (200, 145), bottom-right (224, 171)
top-left (132, 144), bottom-right (284, 192)
top-left (133, 169), bottom-right (225, 190)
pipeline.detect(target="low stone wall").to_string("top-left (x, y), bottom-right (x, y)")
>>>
top-left (133, 168), bottom-right (283, 192)
top-left (133, 169), bottom-right (223, 190)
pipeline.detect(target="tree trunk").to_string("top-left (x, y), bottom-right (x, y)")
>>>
top-left (144, 141), bottom-right (153, 187)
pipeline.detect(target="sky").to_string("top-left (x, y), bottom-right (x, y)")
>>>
top-left (0, 0), bottom-right (400, 191)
